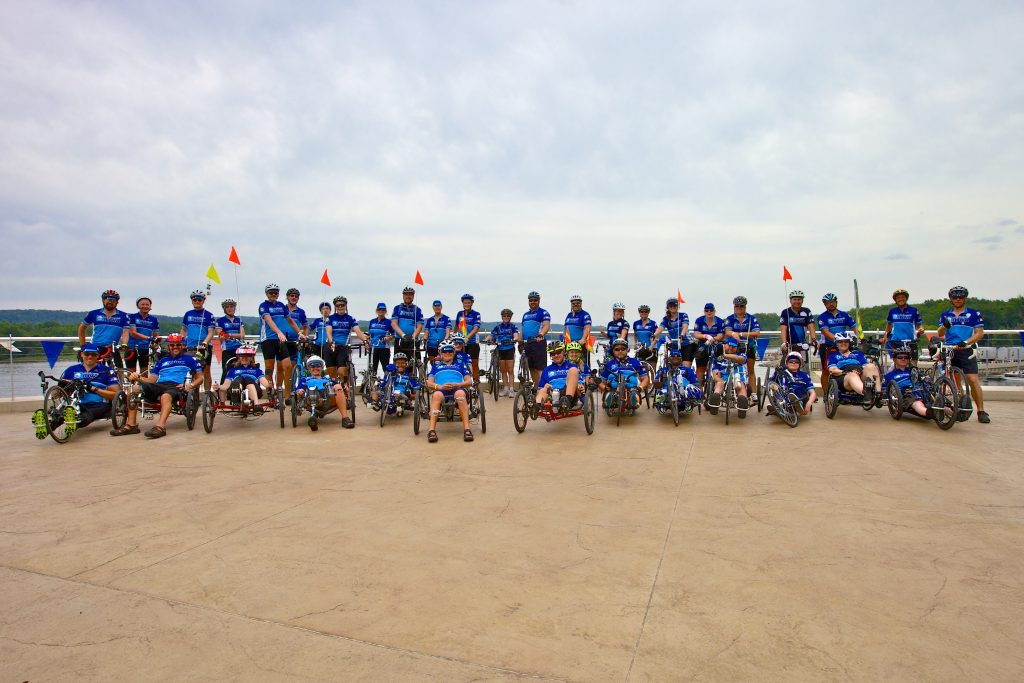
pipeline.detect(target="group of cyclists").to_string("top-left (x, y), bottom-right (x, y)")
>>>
top-left (36, 282), bottom-right (991, 443)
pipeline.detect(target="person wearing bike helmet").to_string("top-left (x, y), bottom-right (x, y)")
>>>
top-left (258, 284), bottom-right (301, 401)
top-left (653, 347), bottom-right (701, 411)
top-left (692, 303), bottom-right (725, 384)
top-left (816, 293), bottom-right (855, 394)
top-left (455, 293), bottom-right (483, 380)
top-left (293, 355), bottom-right (354, 429)
top-left (488, 309), bottom-right (520, 397)
top-left (881, 288), bottom-right (923, 359)
top-left (370, 352), bottom-right (419, 411)
top-left (598, 337), bottom-right (650, 410)
top-left (535, 340), bottom-right (581, 412)
top-left (564, 294), bottom-right (592, 352)
top-left (937, 285), bottom-right (989, 423)
top-left (652, 298), bottom-right (692, 367)
top-left (215, 298), bottom-right (244, 382)
top-left (326, 296), bottom-right (368, 383)
top-left (449, 334), bottom-right (472, 370)
top-left (308, 301), bottom-right (333, 364)
top-left (218, 343), bottom-right (271, 408)
top-left (425, 342), bottom-right (474, 443)
top-left (606, 302), bottom-right (630, 343)
top-left (112, 333), bottom-right (203, 439)
top-left (827, 331), bottom-right (880, 402)
top-left (633, 304), bottom-right (658, 369)
top-left (772, 351), bottom-right (816, 417)
top-left (391, 286), bottom-right (424, 360)
top-left (565, 341), bottom-right (592, 390)
top-left (707, 337), bottom-right (750, 417)
top-left (45, 342), bottom-right (119, 436)
top-left (366, 302), bottom-right (394, 382)
top-left (724, 296), bottom-right (761, 399)
top-left (779, 290), bottom-right (817, 357)
top-left (522, 291), bottom-right (551, 384)
top-left (79, 289), bottom-right (130, 367)
top-left (181, 289), bottom-right (216, 390)
top-left (882, 346), bottom-right (929, 418)
top-left (283, 288), bottom-right (309, 368)
top-left (423, 299), bottom-right (452, 362)
top-left (127, 296), bottom-right (160, 373)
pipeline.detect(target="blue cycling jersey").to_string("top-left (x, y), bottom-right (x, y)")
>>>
top-left (693, 315), bottom-right (725, 339)
top-left (181, 309), bottom-right (215, 346)
top-left (378, 368), bottom-right (419, 393)
top-left (884, 367), bottom-right (928, 400)
top-left (538, 360), bottom-right (579, 390)
top-left (151, 354), bottom-right (202, 385)
top-left (659, 313), bottom-right (689, 341)
top-left (392, 304), bottom-right (423, 336)
top-left (886, 305), bottom-right (922, 342)
top-left (564, 310), bottom-right (592, 342)
top-left (780, 307), bottom-right (814, 344)
top-left (782, 369), bottom-right (815, 398)
top-left (490, 322), bottom-right (518, 351)
top-left (817, 310), bottom-right (855, 345)
top-left (285, 306), bottom-right (307, 341)
top-left (454, 351), bottom-right (472, 369)
top-left (600, 357), bottom-right (648, 386)
top-left (61, 363), bottom-right (117, 404)
top-left (455, 310), bottom-right (482, 341)
top-left (258, 300), bottom-right (290, 341)
top-left (328, 313), bottom-right (358, 344)
top-left (429, 361), bottom-right (470, 386)
top-left (724, 314), bottom-right (760, 338)
top-left (367, 318), bottom-right (392, 348)
top-left (827, 350), bottom-right (868, 371)
top-left (606, 319), bottom-right (629, 341)
top-left (633, 319), bottom-right (657, 346)
top-left (128, 313), bottom-right (160, 349)
top-left (83, 308), bottom-right (130, 347)
top-left (424, 314), bottom-right (452, 346)
top-left (522, 307), bottom-right (551, 339)
top-left (297, 375), bottom-right (334, 392)
top-left (308, 317), bottom-right (331, 346)
top-left (655, 364), bottom-right (697, 388)
top-left (216, 315), bottom-right (242, 350)
top-left (938, 307), bottom-right (984, 346)
top-left (224, 364), bottom-right (264, 381)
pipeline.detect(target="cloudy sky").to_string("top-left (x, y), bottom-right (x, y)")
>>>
top-left (2, 1), bottom-right (1022, 320)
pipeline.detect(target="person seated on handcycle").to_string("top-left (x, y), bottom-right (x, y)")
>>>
top-left (826, 332), bottom-right (880, 403)
top-left (768, 352), bottom-right (816, 417)
top-left (217, 344), bottom-right (272, 410)
top-left (111, 333), bottom-right (202, 438)
top-left (707, 337), bottom-right (750, 416)
top-left (448, 335), bottom-right (473, 371)
top-left (598, 338), bottom-right (650, 410)
top-left (565, 341), bottom-right (596, 395)
top-left (425, 342), bottom-right (474, 443)
top-left (653, 348), bottom-right (702, 408)
top-left (293, 355), bottom-right (354, 430)
top-left (370, 352), bottom-right (419, 411)
top-left (882, 346), bottom-right (929, 418)
top-left (535, 341), bottom-right (581, 411)
top-left (34, 343), bottom-right (120, 439)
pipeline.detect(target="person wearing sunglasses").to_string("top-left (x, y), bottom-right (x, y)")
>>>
top-left (79, 289), bottom-right (130, 366)
top-left (110, 333), bottom-right (202, 438)
top-left (882, 346), bottom-right (930, 418)
top-left (181, 289), bottom-right (216, 390)
top-left (937, 285), bottom-right (990, 423)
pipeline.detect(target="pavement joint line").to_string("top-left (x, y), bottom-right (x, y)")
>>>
top-left (623, 433), bottom-right (696, 683)
top-left (1, 564), bottom-right (570, 682)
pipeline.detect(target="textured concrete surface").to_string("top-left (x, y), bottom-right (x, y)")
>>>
top-left (1, 401), bottom-right (1022, 682)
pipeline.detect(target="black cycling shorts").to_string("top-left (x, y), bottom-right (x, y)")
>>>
top-left (951, 348), bottom-right (979, 375)
top-left (498, 348), bottom-right (515, 361)
top-left (695, 345), bottom-right (713, 367)
top-left (142, 380), bottom-right (184, 403)
top-left (327, 344), bottom-right (350, 368)
top-left (465, 342), bottom-right (481, 359)
top-left (394, 337), bottom-right (416, 355)
top-left (260, 339), bottom-right (290, 362)
top-left (680, 342), bottom-right (697, 363)
top-left (525, 340), bottom-right (546, 373)
top-left (124, 347), bottom-right (150, 372)
top-left (426, 345), bottom-right (439, 359)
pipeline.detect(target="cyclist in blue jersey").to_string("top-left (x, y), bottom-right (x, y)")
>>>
top-left (309, 302), bottom-right (333, 361)
top-left (653, 348), bottom-right (702, 410)
top-left (127, 296), bottom-right (160, 373)
top-left (653, 298), bottom-right (691, 366)
top-left (535, 341), bottom-right (581, 411)
top-left (816, 292), bottom-right (856, 394)
top-left (366, 303), bottom-right (395, 380)
top-left (449, 335), bottom-right (473, 370)
top-left (38, 343), bottom-right (119, 437)
top-left (827, 332), bottom-right (880, 402)
top-left (217, 343), bottom-right (271, 408)
top-left (565, 341), bottom-right (594, 395)
top-left (488, 309), bottom-right (520, 397)
top-left (258, 283), bottom-right (302, 401)
top-left (724, 296), bottom-right (761, 399)
top-left (599, 338), bottom-right (650, 410)
top-left (370, 352), bottom-right (419, 410)
top-left (455, 294), bottom-right (483, 380)
top-left (937, 285), bottom-right (989, 423)
top-left (779, 290), bottom-right (817, 355)
top-left (692, 303), bottom-right (725, 384)
top-left (325, 296), bottom-right (368, 383)
top-left (215, 298), bottom-right (244, 382)
top-left (423, 299), bottom-right (452, 361)
top-left (882, 346), bottom-right (929, 418)
top-left (113, 333), bottom-right (202, 438)
top-left (633, 304), bottom-right (657, 370)
top-left (708, 337), bottom-right (750, 416)
top-left (392, 286), bottom-right (424, 360)
top-left (880, 288), bottom-right (924, 359)
top-left (284, 287), bottom-right (309, 383)
top-left (564, 294), bottom-right (592, 350)
top-left (768, 352), bottom-right (817, 417)
top-left (425, 342), bottom-right (474, 442)
top-left (522, 292), bottom-right (551, 384)
top-left (79, 289), bottom-right (130, 367)
top-left (181, 289), bottom-right (216, 390)
top-left (606, 303), bottom-right (630, 343)
top-left (294, 355), bottom-right (354, 429)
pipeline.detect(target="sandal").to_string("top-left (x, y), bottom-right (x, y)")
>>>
top-left (427, 430), bottom-right (438, 443)
top-left (110, 424), bottom-right (141, 436)
top-left (341, 417), bottom-right (354, 429)
top-left (144, 425), bottom-right (166, 439)
top-left (463, 429), bottom-right (474, 442)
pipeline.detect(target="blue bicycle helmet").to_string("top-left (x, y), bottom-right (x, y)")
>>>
top-left (821, 292), bottom-right (838, 303)
top-left (461, 293), bottom-right (474, 301)
top-left (528, 291), bottom-right (540, 299)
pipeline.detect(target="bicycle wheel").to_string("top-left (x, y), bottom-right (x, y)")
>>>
top-left (583, 389), bottom-right (596, 435)
top-left (111, 390), bottom-right (128, 431)
top-left (886, 382), bottom-right (903, 420)
top-left (379, 377), bottom-right (392, 428)
top-left (668, 383), bottom-right (679, 427)
top-left (778, 387), bottom-right (799, 428)
top-left (43, 386), bottom-right (73, 444)
top-left (478, 385), bottom-right (487, 433)
top-left (513, 388), bottom-right (530, 433)
top-left (755, 375), bottom-right (763, 412)
top-left (616, 387), bottom-right (624, 427)
top-left (290, 391), bottom-right (299, 427)
top-left (202, 390), bottom-right (216, 433)
top-left (413, 390), bottom-right (425, 435)
top-left (951, 367), bottom-right (973, 422)
top-left (185, 388), bottom-right (199, 430)
top-left (490, 355), bottom-right (501, 401)
top-left (824, 378), bottom-right (839, 419)
top-left (278, 388), bottom-right (285, 428)
top-left (933, 375), bottom-right (957, 430)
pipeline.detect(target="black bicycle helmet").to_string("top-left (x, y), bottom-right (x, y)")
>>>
top-left (333, 296), bottom-right (347, 305)
top-left (286, 288), bottom-right (300, 296)
top-left (948, 285), bottom-right (969, 298)
top-left (732, 296), bottom-right (747, 307)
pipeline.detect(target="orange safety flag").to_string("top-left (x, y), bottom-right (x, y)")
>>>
top-left (212, 337), bottom-right (223, 365)
top-left (459, 317), bottom-right (467, 336)
top-left (564, 329), bottom-right (571, 343)
top-left (228, 246), bottom-right (241, 266)
top-left (677, 288), bottom-right (686, 304)
top-left (783, 266), bottom-right (793, 281)
top-left (587, 334), bottom-right (596, 352)
top-left (414, 270), bottom-right (424, 286)
top-left (320, 269), bottom-right (331, 286)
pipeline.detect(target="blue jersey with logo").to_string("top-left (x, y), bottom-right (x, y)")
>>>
top-left (606, 319), bottom-right (629, 341)
top-left (564, 310), bottom-right (592, 342)
top-left (61, 363), bottom-right (117, 404)
top-left (216, 315), bottom-right (242, 350)
top-left (424, 315), bottom-right (452, 346)
top-left (693, 315), bottom-right (725, 339)
top-left (490, 322), bottom-right (518, 351)
top-left (328, 313), bottom-right (357, 344)
top-left (938, 307), bottom-right (984, 346)
top-left (258, 300), bottom-right (290, 341)
top-left (712, 352), bottom-right (749, 382)
top-left (827, 350), bottom-right (868, 371)
top-left (633, 319), bottom-right (657, 346)
top-left (522, 307), bottom-right (551, 339)
top-left (83, 308), bottom-right (130, 346)
top-left (455, 310), bottom-right (482, 342)
top-left (655, 364), bottom-right (697, 388)
top-left (181, 309), bottom-right (215, 346)
top-left (886, 305), bottom-right (922, 342)
top-left (285, 306), bottom-right (307, 341)
top-left (392, 304), bottom-right (423, 336)
top-left (128, 313), bottom-right (160, 349)
top-left (884, 367), bottom-right (928, 400)
top-left (367, 318), bottom-right (392, 348)
top-left (659, 313), bottom-right (689, 342)
top-left (780, 307), bottom-right (814, 344)
top-left (379, 368), bottom-right (420, 394)
top-left (454, 351), bottom-right (472, 369)
top-left (297, 375), bottom-right (334, 392)
top-left (724, 314), bottom-right (760, 339)
top-left (783, 369), bottom-right (815, 398)
top-left (817, 310), bottom-right (855, 345)
top-left (151, 354), bottom-right (202, 385)
top-left (600, 357), bottom-right (647, 387)
top-left (538, 360), bottom-right (579, 390)
top-left (308, 317), bottom-right (331, 346)
top-left (429, 360), bottom-right (470, 386)
top-left (224, 364), bottom-right (264, 382)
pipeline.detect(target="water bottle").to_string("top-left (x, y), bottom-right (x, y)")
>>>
top-left (551, 389), bottom-right (561, 404)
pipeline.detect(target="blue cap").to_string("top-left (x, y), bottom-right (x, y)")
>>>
top-left (704, 302), bottom-right (715, 311)
top-left (725, 337), bottom-right (739, 346)
top-left (81, 343), bottom-right (100, 354)
top-left (376, 302), bottom-right (387, 310)
top-left (668, 347), bottom-right (682, 357)
top-left (432, 299), bottom-right (442, 307)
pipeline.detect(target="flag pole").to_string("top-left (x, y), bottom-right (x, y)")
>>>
top-left (853, 278), bottom-right (863, 338)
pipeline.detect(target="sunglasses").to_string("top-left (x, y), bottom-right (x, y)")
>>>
top-left (894, 355), bottom-right (911, 360)
top-left (191, 298), bottom-right (205, 302)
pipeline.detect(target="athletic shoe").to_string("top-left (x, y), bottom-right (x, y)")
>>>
top-left (707, 392), bottom-right (721, 415)
top-left (63, 407), bottom-right (77, 437)
top-left (308, 416), bottom-right (318, 431)
top-left (32, 409), bottom-right (47, 439)
top-left (978, 411), bottom-right (991, 424)
top-left (737, 395), bottom-right (748, 418)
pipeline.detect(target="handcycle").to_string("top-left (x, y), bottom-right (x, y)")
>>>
top-left (200, 357), bottom-right (285, 433)
top-left (513, 369), bottom-right (597, 435)
top-left (884, 365), bottom-right (959, 430)
top-left (375, 366), bottom-right (417, 427)
top-left (823, 365), bottom-right (880, 419)
top-left (705, 346), bottom-right (748, 425)
top-left (602, 368), bottom-right (643, 426)
top-left (110, 374), bottom-right (201, 432)
top-left (925, 342), bottom-right (975, 423)
top-left (34, 372), bottom-right (114, 443)
top-left (653, 369), bottom-right (702, 427)
top-left (412, 375), bottom-right (487, 435)
top-left (758, 342), bottom-right (814, 427)
top-left (290, 376), bottom-right (345, 430)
